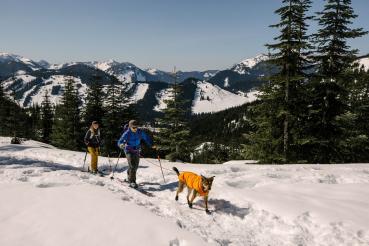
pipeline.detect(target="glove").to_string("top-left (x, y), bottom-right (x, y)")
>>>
top-left (119, 144), bottom-right (125, 150)
top-left (84, 141), bottom-right (89, 146)
top-left (152, 145), bottom-right (157, 150)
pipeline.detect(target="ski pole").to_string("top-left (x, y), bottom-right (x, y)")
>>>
top-left (82, 148), bottom-right (88, 171)
top-left (156, 152), bottom-right (166, 183)
top-left (110, 150), bottom-right (122, 180)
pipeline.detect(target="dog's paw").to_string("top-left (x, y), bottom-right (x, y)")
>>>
top-left (175, 196), bottom-right (178, 201)
top-left (205, 209), bottom-right (211, 214)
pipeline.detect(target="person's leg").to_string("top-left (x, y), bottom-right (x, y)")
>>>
top-left (88, 147), bottom-right (98, 173)
top-left (129, 154), bottom-right (140, 184)
top-left (126, 153), bottom-right (134, 182)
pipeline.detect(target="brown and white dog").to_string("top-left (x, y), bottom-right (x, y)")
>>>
top-left (173, 167), bottom-right (215, 214)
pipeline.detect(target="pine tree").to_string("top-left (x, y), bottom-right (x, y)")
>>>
top-left (0, 81), bottom-right (7, 135)
top-left (244, 0), bottom-right (313, 163)
top-left (51, 77), bottom-right (81, 150)
top-left (29, 103), bottom-right (41, 140)
top-left (40, 91), bottom-right (54, 143)
top-left (306, 0), bottom-right (368, 163)
top-left (102, 78), bottom-right (126, 156)
top-left (83, 75), bottom-right (105, 126)
top-left (339, 65), bottom-right (369, 162)
top-left (156, 68), bottom-right (191, 161)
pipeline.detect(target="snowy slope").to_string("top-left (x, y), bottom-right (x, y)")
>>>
top-left (130, 83), bottom-right (149, 102)
top-left (154, 88), bottom-right (173, 112)
top-left (192, 81), bottom-right (255, 114)
top-left (3, 75), bottom-right (88, 107)
top-left (0, 52), bottom-right (42, 71)
top-left (358, 57), bottom-right (369, 71)
top-left (1, 138), bottom-right (369, 245)
top-left (232, 54), bottom-right (268, 75)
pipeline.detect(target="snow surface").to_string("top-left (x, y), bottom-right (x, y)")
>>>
top-left (2, 75), bottom-right (36, 89)
top-left (224, 77), bottom-right (230, 88)
top-left (131, 83), bottom-right (149, 102)
top-left (154, 88), bottom-right (173, 112)
top-left (20, 75), bottom-right (87, 107)
top-left (0, 52), bottom-right (40, 71)
top-left (192, 81), bottom-right (253, 114)
top-left (1, 137), bottom-right (368, 245)
top-left (232, 54), bottom-right (268, 74)
top-left (92, 60), bottom-right (119, 72)
top-left (358, 57), bottom-right (369, 71)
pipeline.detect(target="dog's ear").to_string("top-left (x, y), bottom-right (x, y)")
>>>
top-left (201, 175), bottom-right (206, 180)
top-left (209, 176), bottom-right (215, 180)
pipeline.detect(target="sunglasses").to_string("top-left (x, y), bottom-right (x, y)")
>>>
top-left (131, 126), bottom-right (138, 130)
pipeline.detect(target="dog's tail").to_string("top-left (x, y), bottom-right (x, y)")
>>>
top-left (172, 166), bottom-right (180, 176)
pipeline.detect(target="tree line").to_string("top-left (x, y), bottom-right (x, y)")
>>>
top-left (243, 0), bottom-right (369, 163)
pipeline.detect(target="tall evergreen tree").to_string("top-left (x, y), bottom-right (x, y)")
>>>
top-left (29, 104), bottom-right (41, 140)
top-left (156, 68), bottom-right (190, 161)
top-left (51, 78), bottom-right (81, 150)
top-left (83, 75), bottom-right (105, 126)
top-left (40, 91), bottom-right (54, 143)
top-left (305, 0), bottom-right (368, 163)
top-left (102, 78), bottom-right (126, 156)
top-left (244, 0), bottom-right (313, 163)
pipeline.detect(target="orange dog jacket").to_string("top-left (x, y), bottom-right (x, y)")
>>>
top-left (178, 172), bottom-right (208, 196)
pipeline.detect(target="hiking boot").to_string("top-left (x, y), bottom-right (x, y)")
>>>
top-left (129, 182), bottom-right (138, 188)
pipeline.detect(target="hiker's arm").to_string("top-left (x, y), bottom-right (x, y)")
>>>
top-left (117, 132), bottom-right (128, 148)
top-left (84, 130), bottom-right (90, 145)
top-left (141, 131), bottom-right (153, 147)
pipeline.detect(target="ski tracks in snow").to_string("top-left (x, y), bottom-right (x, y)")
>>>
top-left (1, 145), bottom-right (369, 245)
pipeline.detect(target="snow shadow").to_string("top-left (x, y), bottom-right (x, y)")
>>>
top-left (143, 181), bottom-right (178, 192)
top-left (0, 145), bottom-right (40, 152)
top-left (0, 156), bottom-right (79, 171)
top-left (209, 198), bottom-right (250, 219)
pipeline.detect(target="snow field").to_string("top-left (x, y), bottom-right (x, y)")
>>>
top-left (1, 138), bottom-right (369, 245)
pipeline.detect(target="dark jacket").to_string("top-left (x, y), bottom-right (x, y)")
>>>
top-left (117, 128), bottom-right (152, 154)
top-left (84, 129), bottom-right (101, 148)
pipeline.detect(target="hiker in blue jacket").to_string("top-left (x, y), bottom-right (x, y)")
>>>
top-left (117, 120), bottom-right (156, 188)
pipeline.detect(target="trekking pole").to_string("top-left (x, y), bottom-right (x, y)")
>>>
top-left (152, 124), bottom-right (166, 183)
top-left (110, 150), bottom-right (122, 180)
top-left (82, 148), bottom-right (88, 171)
top-left (156, 151), bottom-right (166, 183)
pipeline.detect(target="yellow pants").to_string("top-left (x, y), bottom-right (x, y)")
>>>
top-left (87, 147), bottom-right (99, 172)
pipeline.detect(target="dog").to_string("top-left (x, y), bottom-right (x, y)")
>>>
top-left (173, 167), bottom-right (215, 214)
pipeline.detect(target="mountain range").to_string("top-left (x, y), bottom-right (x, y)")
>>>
top-left (1, 52), bottom-right (368, 121)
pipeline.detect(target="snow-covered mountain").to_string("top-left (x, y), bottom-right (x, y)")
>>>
top-left (0, 52), bottom-right (43, 78)
top-left (208, 54), bottom-right (273, 93)
top-left (89, 60), bottom-right (150, 83)
top-left (1, 53), bottom-right (262, 116)
top-left (231, 54), bottom-right (268, 75)
top-left (191, 81), bottom-right (257, 114)
top-left (1, 137), bottom-right (368, 246)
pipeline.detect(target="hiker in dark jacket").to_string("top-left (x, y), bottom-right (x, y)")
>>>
top-left (117, 120), bottom-right (155, 188)
top-left (84, 121), bottom-right (101, 174)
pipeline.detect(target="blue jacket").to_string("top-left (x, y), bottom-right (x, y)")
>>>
top-left (117, 128), bottom-right (152, 154)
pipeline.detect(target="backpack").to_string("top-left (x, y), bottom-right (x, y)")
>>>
top-left (122, 123), bottom-right (142, 144)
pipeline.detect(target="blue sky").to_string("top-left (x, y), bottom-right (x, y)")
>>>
top-left (1, 0), bottom-right (368, 71)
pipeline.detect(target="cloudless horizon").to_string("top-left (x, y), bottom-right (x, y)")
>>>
top-left (1, 0), bottom-right (369, 71)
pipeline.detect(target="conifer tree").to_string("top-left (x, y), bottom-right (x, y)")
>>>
top-left (40, 90), bottom-right (54, 143)
top-left (83, 75), bottom-right (105, 126)
top-left (102, 78), bottom-right (126, 156)
top-left (156, 68), bottom-right (190, 161)
top-left (51, 78), bottom-right (81, 150)
top-left (29, 103), bottom-right (41, 140)
top-left (244, 0), bottom-right (313, 163)
top-left (306, 0), bottom-right (368, 163)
